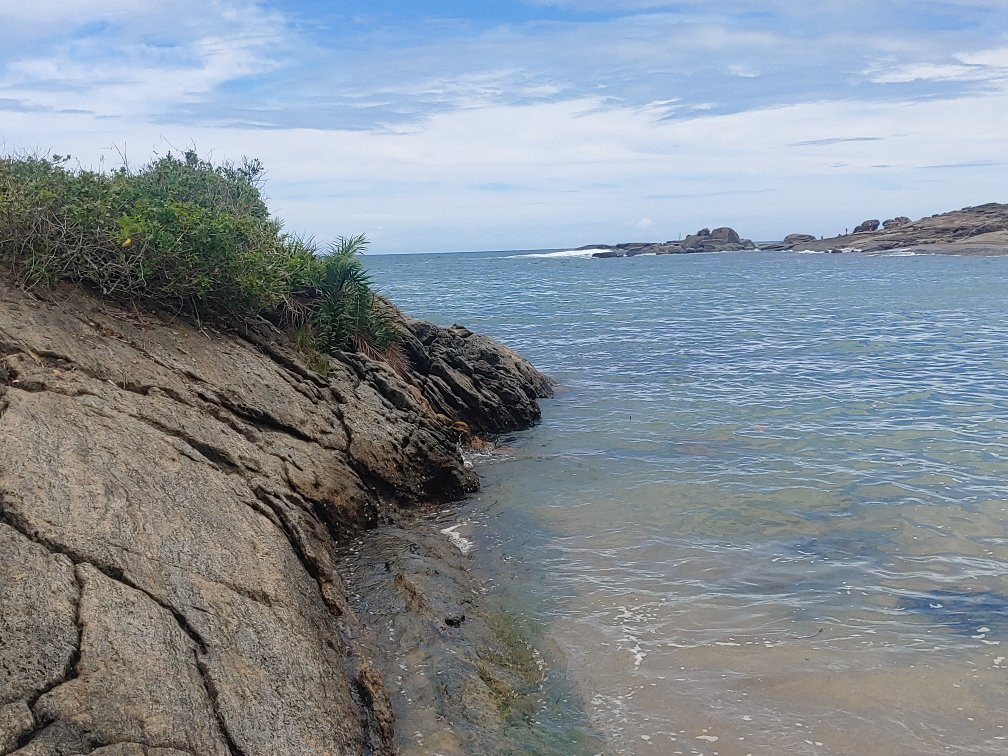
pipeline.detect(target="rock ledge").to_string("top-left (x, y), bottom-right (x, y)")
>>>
top-left (0, 278), bottom-right (552, 755)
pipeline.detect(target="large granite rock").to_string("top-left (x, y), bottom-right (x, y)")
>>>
top-left (854, 219), bottom-right (881, 233)
top-left (681, 226), bottom-right (754, 252)
top-left (0, 278), bottom-right (552, 755)
top-left (710, 227), bottom-right (741, 243)
top-left (882, 216), bottom-right (911, 230)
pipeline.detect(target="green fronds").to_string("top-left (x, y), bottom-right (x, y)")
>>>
top-left (310, 234), bottom-right (403, 362)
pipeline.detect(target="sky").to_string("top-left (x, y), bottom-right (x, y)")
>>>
top-left (1, 1), bottom-right (1006, 253)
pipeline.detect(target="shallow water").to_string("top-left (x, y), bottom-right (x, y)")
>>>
top-left (364, 250), bottom-right (1008, 754)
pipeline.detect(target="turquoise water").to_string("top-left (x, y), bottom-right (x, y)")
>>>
top-left (365, 250), bottom-right (1008, 754)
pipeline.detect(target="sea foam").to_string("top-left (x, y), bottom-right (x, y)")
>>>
top-left (506, 248), bottom-right (603, 259)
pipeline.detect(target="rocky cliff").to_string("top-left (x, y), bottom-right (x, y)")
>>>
top-left (0, 276), bottom-right (552, 755)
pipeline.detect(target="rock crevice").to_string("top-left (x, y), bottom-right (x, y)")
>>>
top-left (0, 278), bottom-right (552, 755)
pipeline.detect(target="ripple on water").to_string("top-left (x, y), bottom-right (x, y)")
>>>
top-left (365, 250), bottom-right (1008, 754)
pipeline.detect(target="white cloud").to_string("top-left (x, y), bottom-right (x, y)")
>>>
top-left (4, 83), bottom-right (1005, 251)
top-left (866, 44), bottom-right (1008, 84)
top-left (956, 45), bottom-right (1008, 68)
top-left (0, 1), bottom-right (288, 117)
top-left (1, 2), bottom-right (1007, 251)
top-left (728, 64), bottom-right (760, 78)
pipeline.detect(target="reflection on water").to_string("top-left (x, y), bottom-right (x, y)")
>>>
top-left (366, 251), bottom-right (1008, 754)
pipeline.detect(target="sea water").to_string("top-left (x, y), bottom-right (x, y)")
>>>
top-left (364, 249), bottom-right (1008, 754)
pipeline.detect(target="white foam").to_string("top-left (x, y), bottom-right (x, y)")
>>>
top-left (506, 248), bottom-right (605, 259)
top-left (439, 524), bottom-right (475, 555)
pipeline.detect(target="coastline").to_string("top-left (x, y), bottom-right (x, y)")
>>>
top-left (581, 202), bottom-right (1008, 258)
top-left (0, 274), bottom-right (554, 754)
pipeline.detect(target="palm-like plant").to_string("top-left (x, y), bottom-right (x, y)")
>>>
top-left (312, 234), bottom-right (402, 361)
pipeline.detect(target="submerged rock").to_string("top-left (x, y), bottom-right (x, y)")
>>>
top-left (0, 277), bottom-right (552, 754)
top-left (343, 525), bottom-right (552, 754)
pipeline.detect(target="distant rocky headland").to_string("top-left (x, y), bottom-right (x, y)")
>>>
top-left (584, 226), bottom-right (756, 257)
top-left (586, 202), bottom-right (1008, 258)
top-left (764, 202), bottom-right (1008, 255)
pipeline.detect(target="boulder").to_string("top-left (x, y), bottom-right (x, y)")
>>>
top-left (882, 216), bottom-right (911, 230)
top-left (682, 227), bottom-right (756, 252)
top-left (710, 227), bottom-right (741, 243)
top-left (853, 219), bottom-right (880, 233)
top-left (681, 233), bottom-right (707, 250)
top-left (784, 233), bottom-right (816, 245)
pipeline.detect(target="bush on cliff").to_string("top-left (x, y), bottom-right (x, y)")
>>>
top-left (0, 150), bottom-right (398, 361)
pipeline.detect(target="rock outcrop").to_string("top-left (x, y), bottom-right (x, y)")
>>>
top-left (0, 277), bottom-right (552, 755)
top-left (882, 216), bottom-right (911, 230)
top-left (587, 226), bottom-right (756, 258)
top-left (853, 219), bottom-right (881, 233)
top-left (784, 233), bottom-right (817, 245)
top-left (769, 203), bottom-right (1008, 254)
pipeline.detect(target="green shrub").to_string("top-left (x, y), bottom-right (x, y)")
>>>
top-left (0, 150), bottom-right (400, 365)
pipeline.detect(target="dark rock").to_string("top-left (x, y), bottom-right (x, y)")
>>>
top-left (681, 233), bottom-right (707, 250)
top-left (710, 227), bottom-right (741, 243)
top-left (854, 219), bottom-right (881, 233)
top-left (784, 233), bottom-right (817, 245)
top-left (587, 226), bottom-right (756, 258)
top-left (969, 223), bottom-right (999, 236)
top-left (343, 525), bottom-right (604, 753)
top-left (683, 227), bottom-right (755, 252)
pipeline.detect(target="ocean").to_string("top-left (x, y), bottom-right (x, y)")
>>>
top-left (363, 249), bottom-right (1008, 754)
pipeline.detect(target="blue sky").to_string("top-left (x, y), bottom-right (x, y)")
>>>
top-left (1, 1), bottom-right (1006, 252)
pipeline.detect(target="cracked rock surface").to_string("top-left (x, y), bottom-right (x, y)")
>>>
top-left (0, 278), bottom-right (552, 755)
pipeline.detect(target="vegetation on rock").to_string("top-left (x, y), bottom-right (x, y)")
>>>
top-left (0, 150), bottom-right (399, 361)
